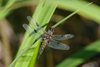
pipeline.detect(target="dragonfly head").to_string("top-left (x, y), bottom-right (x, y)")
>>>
top-left (48, 27), bottom-right (54, 35)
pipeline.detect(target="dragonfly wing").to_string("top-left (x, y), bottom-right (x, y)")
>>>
top-left (23, 23), bottom-right (40, 36)
top-left (23, 24), bottom-right (33, 34)
top-left (48, 40), bottom-right (70, 50)
top-left (29, 23), bottom-right (48, 36)
top-left (53, 34), bottom-right (74, 40)
top-left (27, 16), bottom-right (39, 27)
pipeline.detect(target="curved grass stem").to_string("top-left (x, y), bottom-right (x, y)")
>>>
top-left (52, 2), bottom-right (93, 28)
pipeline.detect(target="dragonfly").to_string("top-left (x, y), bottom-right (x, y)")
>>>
top-left (23, 16), bottom-right (74, 58)
top-left (10, 16), bottom-right (74, 67)
top-left (38, 27), bottom-right (74, 58)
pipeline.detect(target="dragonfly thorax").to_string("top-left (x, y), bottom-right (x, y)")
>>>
top-left (43, 32), bottom-right (53, 40)
top-left (42, 28), bottom-right (54, 41)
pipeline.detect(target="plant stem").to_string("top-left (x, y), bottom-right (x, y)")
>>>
top-left (52, 2), bottom-right (93, 28)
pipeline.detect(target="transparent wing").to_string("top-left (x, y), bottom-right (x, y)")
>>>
top-left (23, 16), bottom-right (46, 36)
top-left (27, 16), bottom-right (48, 36)
top-left (53, 34), bottom-right (74, 41)
top-left (48, 40), bottom-right (70, 50)
top-left (27, 16), bottom-right (39, 27)
top-left (22, 23), bottom-right (42, 36)
top-left (29, 23), bottom-right (48, 36)
top-left (22, 24), bottom-right (33, 33)
top-left (27, 16), bottom-right (40, 35)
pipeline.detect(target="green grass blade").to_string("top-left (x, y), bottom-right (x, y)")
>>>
top-left (56, 40), bottom-right (100, 67)
top-left (9, 0), bottom-right (57, 67)
top-left (56, 0), bottom-right (100, 24)
top-left (0, 0), bottom-right (16, 20)
top-left (52, 2), bottom-right (93, 28)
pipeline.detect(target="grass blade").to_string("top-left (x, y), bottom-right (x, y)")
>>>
top-left (57, 0), bottom-right (100, 24)
top-left (56, 40), bottom-right (100, 67)
top-left (9, 0), bottom-right (57, 67)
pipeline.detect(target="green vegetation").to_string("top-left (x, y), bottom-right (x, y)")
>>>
top-left (0, 0), bottom-right (100, 67)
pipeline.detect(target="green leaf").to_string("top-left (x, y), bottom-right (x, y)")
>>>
top-left (9, 0), bottom-right (57, 67)
top-left (56, 40), bottom-right (100, 67)
top-left (0, 0), bottom-right (16, 20)
top-left (56, 0), bottom-right (100, 24)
